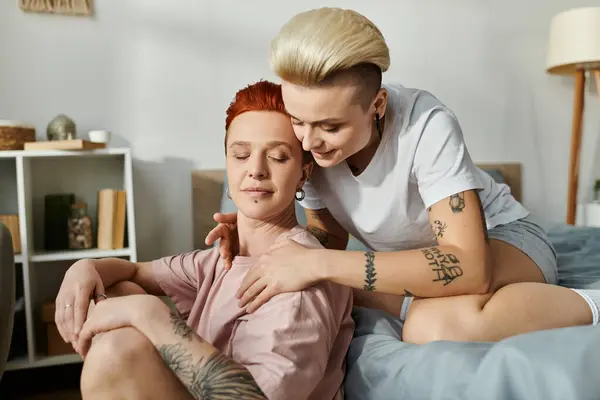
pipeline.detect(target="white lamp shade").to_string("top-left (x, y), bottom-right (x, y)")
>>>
top-left (546, 7), bottom-right (600, 75)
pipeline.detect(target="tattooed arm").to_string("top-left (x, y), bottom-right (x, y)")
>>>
top-left (135, 298), bottom-right (266, 399)
top-left (304, 208), bottom-right (349, 250)
top-left (310, 190), bottom-right (491, 299)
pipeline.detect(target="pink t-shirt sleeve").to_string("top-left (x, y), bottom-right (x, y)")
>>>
top-left (152, 249), bottom-right (218, 316)
top-left (231, 289), bottom-right (336, 400)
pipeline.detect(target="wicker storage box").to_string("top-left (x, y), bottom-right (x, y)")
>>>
top-left (0, 121), bottom-right (36, 150)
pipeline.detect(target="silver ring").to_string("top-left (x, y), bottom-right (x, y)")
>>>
top-left (94, 293), bottom-right (107, 301)
top-left (64, 304), bottom-right (73, 309)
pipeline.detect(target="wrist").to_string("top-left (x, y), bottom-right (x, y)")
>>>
top-left (132, 296), bottom-right (170, 338)
top-left (312, 248), bottom-right (335, 281)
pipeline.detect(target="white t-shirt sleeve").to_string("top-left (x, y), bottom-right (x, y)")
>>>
top-left (412, 108), bottom-right (483, 209)
top-left (298, 179), bottom-right (325, 210)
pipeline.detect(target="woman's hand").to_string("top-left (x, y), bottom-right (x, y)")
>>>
top-left (75, 294), bottom-right (161, 357)
top-left (236, 239), bottom-right (322, 313)
top-left (205, 212), bottom-right (239, 270)
top-left (55, 260), bottom-right (107, 346)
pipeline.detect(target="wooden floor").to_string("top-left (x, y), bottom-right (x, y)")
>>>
top-left (1, 363), bottom-right (81, 399)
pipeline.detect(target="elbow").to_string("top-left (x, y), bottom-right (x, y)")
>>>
top-left (471, 252), bottom-right (493, 294)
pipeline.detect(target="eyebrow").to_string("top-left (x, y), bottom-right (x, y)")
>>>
top-left (228, 141), bottom-right (293, 151)
top-left (285, 110), bottom-right (345, 125)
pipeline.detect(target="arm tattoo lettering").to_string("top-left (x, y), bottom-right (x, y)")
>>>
top-left (170, 311), bottom-right (194, 341)
top-left (363, 251), bottom-right (377, 292)
top-left (449, 193), bottom-right (465, 213)
top-left (422, 247), bottom-right (463, 286)
top-left (431, 220), bottom-right (447, 239)
top-left (307, 226), bottom-right (329, 247)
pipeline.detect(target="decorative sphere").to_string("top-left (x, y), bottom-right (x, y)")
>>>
top-left (47, 114), bottom-right (77, 141)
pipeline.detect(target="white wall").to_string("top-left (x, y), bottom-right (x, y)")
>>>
top-left (1, 1), bottom-right (599, 260)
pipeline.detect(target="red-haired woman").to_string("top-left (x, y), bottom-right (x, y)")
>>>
top-left (54, 81), bottom-right (354, 400)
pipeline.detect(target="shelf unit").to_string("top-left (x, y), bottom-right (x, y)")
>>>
top-left (0, 147), bottom-right (137, 370)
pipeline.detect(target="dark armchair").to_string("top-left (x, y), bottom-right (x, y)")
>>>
top-left (0, 222), bottom-right (15, 380)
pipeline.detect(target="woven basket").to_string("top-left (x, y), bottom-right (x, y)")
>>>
top-left (0, 121), bottom-right (36, 150)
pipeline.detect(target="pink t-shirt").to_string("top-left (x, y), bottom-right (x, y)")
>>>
top-left (152, 226), bottom-right (354, 400)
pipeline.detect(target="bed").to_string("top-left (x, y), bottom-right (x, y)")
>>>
top-left (191, 164), bottom-right (600, 400)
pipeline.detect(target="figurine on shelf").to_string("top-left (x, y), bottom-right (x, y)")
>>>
top-left (47, 114), bottom-right (77, 141)
top-left (67, 202), bottom-right (93, 249)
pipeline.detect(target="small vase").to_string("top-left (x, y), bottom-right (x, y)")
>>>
top-left (67, 202), bottom-right (93, 250)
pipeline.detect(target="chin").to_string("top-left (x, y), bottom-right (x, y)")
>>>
top-left (237, 200), bottom-right (286, 221)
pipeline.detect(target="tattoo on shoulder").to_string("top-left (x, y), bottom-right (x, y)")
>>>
top-left (170, 311), bottom-right (194, 341)
top-left (422, 247), bottom-right (463, 286)
top-left (307, 226), bottom-right (329, 247)
top-left (449, 193), bottom-right (465, 213)
top-left (157, 345), bottom-right (266, 399)
top-left (431, 220), bottom-right (447, 239)
top-left (363, 252), bottom-right (377, 292)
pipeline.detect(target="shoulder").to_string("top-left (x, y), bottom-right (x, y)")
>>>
top-left (384, 83), bottom-right (458, 131)
top-left (153, 248), bottom-right (220, 270)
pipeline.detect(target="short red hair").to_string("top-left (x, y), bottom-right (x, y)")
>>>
top-left (224, 81), bottom-right (312, 164)
top-left (225, 80), bottom-right (286, 132)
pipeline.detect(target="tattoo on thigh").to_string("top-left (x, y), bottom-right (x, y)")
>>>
top-left (449, 193), bottom-right (465, 213)
top-left (157, 345), bottom-right (266, 399)
top-left (307, 226), bottom-right (329, 247)
top-left (431, 220), bottom-right (447, 239)
top-left (422, 247), bottom-right (463, 286)
top-left (170, 311), bottom-right (194, 341)
top-left (363, 252), bottom-right (377, 292)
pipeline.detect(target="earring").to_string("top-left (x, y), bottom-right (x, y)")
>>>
top-left (375, 113), bottom-right (382, 138)
top-left (295, 188), bottom-right (305, 201)
top-left (226, 188), bottom-right (232, 199)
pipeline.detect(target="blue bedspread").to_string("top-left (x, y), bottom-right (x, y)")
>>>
top-left (344, 225), bottom-right (600, 400)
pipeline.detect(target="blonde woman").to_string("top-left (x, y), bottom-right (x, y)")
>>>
top-left (208, 7), bottom-right (600, 345)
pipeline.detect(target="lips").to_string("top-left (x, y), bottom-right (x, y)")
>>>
top-left (241, 187), bottom-right (274, 198)
top-left (312, 149), bottom-right (335, 159)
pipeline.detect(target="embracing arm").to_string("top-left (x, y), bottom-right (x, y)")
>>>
top-left (314, 190), bottom-right (491, 298)
top-left (304, 208), bottom-right (349, 250)
top-left (136, 298), bottom-right (266, 399)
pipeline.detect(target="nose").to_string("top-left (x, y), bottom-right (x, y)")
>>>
top-left (248, 155), bottom-right (268, 180)
top-left (302, 127), bottom-right (322, 152)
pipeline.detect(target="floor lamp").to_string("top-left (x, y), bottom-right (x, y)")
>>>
top-left (546, 7), bottom-right (600, 225)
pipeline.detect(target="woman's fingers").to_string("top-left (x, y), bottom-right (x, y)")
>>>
top-left (246, 288), bottom-right (274, 314)
top-left (214, 212), bottom-right (237, 225)
top-left (73, 286), bottom-right (92, 339)
top-left (238, 279), bottom-right (267, 309)
top-left (55, 296), bottom-right (73, 343)
top-left (237, 268), bottom-right (261, 301)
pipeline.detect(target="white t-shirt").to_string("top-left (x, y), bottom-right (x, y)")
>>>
top-left (299, 84), bottom-right (529, 252)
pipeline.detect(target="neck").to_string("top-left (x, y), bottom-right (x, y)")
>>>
top-left (237, 204), bottom-right (298, 258)
top-left (347, 116), bottom-right (385, 176)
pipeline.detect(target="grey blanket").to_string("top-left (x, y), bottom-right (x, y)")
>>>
top-left (344, 225), bottom-right (600, 400)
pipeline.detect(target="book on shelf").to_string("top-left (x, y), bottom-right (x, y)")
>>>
top-left (97, 189), bottom-right (127, 250)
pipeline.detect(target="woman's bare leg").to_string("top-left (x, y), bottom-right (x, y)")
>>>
top-left (80, 327), bottom-right (193, 400)
top-left (402, 239), bottom-right (593, 344)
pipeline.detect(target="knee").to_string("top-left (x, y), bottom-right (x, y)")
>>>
top-left (81, 327), bottom-right (153, 396)
top-left (105, 281), bottom-right (147, 297)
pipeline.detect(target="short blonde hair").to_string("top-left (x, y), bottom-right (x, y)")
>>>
top-left (270, 7), bottom-right (390, 86)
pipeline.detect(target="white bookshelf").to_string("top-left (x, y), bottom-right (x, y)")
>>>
top-left (0, 147), bottom-right (137, 370)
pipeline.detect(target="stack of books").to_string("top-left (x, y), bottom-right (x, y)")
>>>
top-left (97, 189), bottom-right (127, 250)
